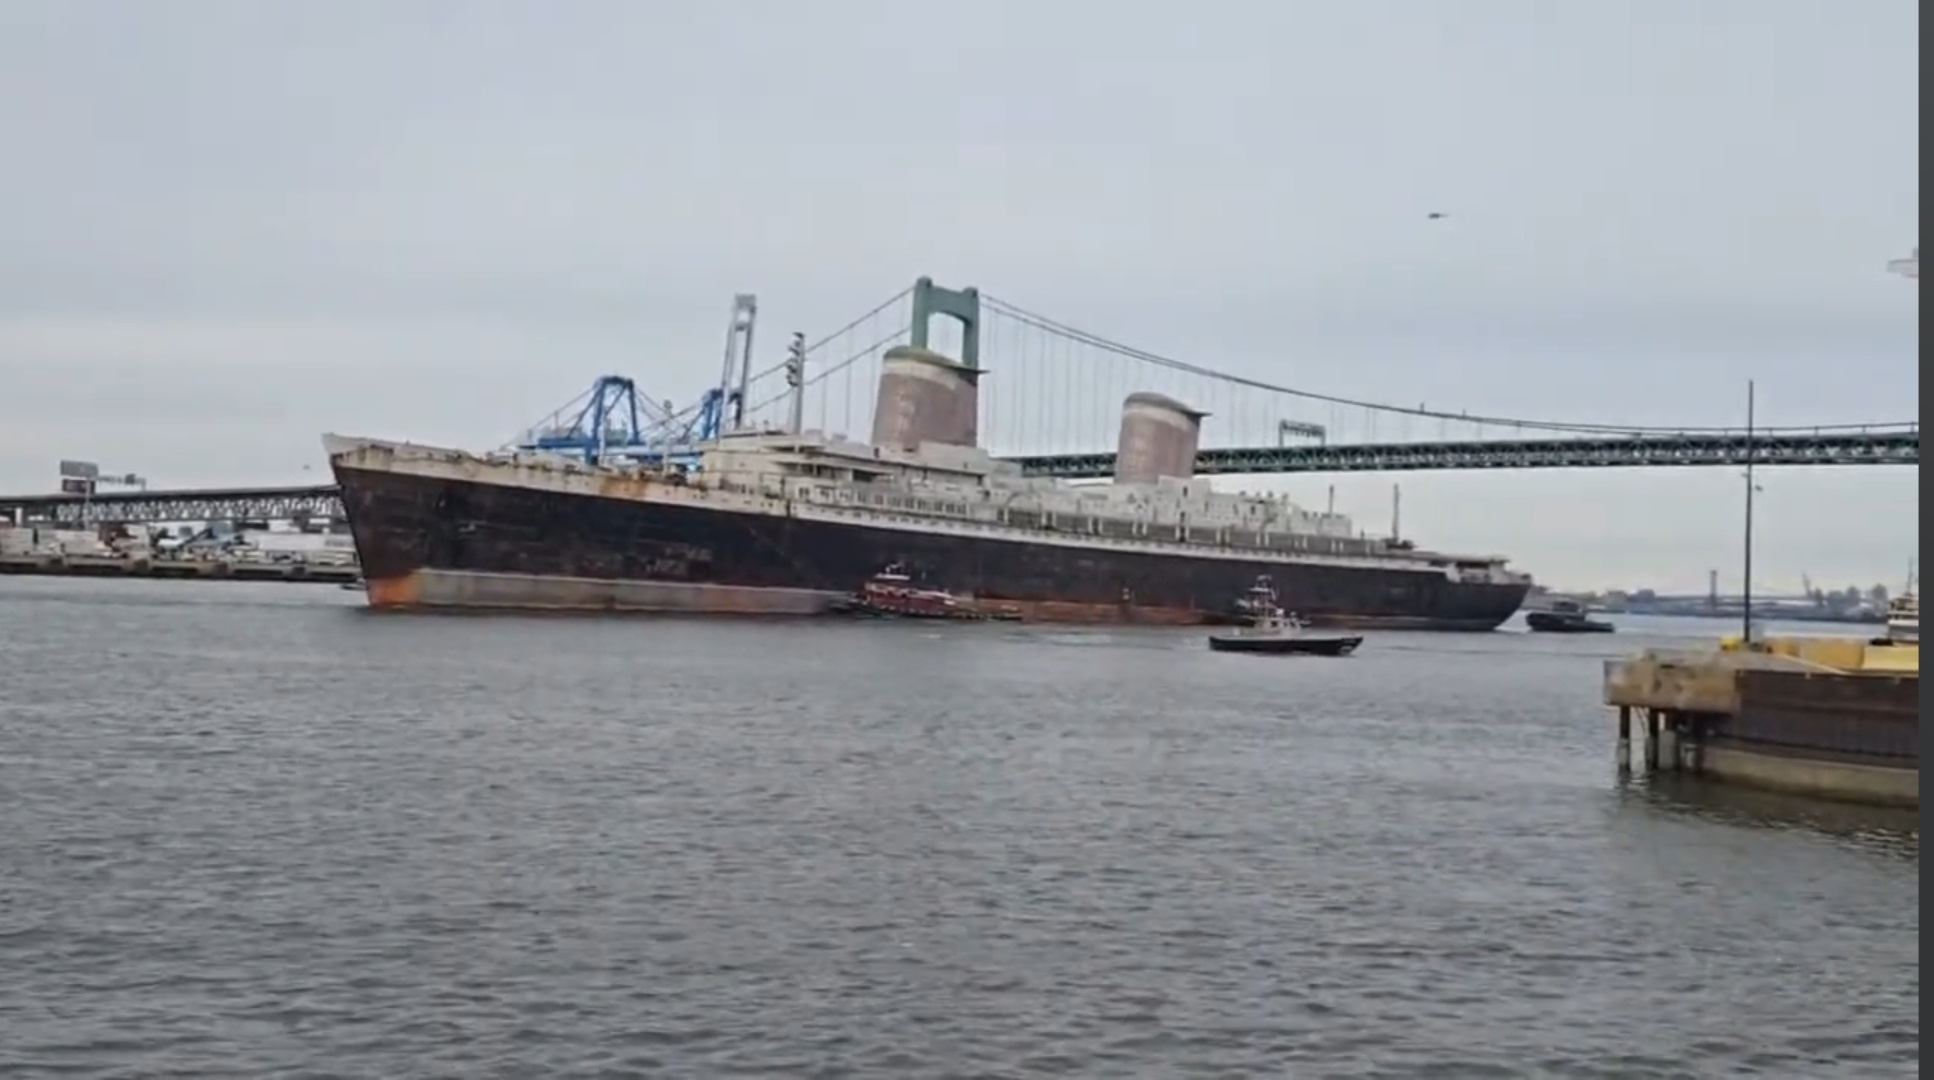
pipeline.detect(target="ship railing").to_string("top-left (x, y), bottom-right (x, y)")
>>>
top-left (782, 488), bottom-right (1469, 570)
top-left (713, 476), bottom-right (1499, 572)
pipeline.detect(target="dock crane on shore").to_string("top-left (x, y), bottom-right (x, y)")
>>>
top-left (510, 294), bottom-right (764, 467)
top-left (512, 376), bottom-right (731, 467)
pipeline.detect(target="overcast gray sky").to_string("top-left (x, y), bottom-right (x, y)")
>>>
top-left (0, 0), bottom-right (1918, 593)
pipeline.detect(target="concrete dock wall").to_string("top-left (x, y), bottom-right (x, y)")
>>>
top-left (1695, 745), bottom-right (1918, 809)
top-left (0, 553), bottom-right (359, 585)
top-left (1729, 668), bottom-right (1918, 764)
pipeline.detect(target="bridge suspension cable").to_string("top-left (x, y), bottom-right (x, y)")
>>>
top-left (740, 323), bottom-right (910, 420)
top-left (980, 295), bottom-right (1915, 438)
top-left (739, 285), bottom-right (914, 390)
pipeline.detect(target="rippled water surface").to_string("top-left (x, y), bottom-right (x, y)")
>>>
top-left (0, 577), bottom-right (1917, 1078)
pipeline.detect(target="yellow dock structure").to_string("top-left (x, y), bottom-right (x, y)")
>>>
top-left (1603, 635), bottom-right (1918, 809)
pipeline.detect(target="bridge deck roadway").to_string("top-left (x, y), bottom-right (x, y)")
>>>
top-left (1011, 429), bottom-right (1919, 479)
top-left (0, 430), bottom-right (1916, 524)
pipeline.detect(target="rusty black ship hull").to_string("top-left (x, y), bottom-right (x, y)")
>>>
top-left (328, 443), bottom-right (1530, 630)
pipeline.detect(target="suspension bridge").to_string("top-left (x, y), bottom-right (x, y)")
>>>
top-left (511, 275), bottom-right (1917, 474)
top-left (0, 273), bottom-right (1917, 527)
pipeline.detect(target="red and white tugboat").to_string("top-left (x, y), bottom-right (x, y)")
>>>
top-left (837, 564), bottom-right (1016, 620)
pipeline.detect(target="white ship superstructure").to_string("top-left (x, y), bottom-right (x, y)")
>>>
top-left (700, 428), bottom-right (1508, 573)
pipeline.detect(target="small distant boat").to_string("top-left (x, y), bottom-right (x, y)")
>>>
top-left (1208, 576), bottom-right (1363, 656)
top-left (833, 563), bottom-right (1019, 621)
top-left (1883, 592), bottom-right (1917, 643)
top-left (1525, 598), bottom-right (1615, 634)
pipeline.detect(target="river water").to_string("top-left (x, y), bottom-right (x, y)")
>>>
top-left (0, 577), bottom-right (1917, 1078)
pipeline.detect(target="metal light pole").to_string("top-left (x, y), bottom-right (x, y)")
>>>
top-left (1741, 380), bottom-right (1757, 644)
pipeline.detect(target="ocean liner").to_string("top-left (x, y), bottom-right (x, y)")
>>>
top-left (325, 339), bottom-right (1532, 628)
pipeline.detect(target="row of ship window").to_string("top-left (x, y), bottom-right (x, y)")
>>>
top-left (787, 485), bottom-right (1369, 556)
top-left (789, 477), bottom-right (1323, 525)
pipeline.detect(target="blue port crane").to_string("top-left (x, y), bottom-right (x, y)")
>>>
top-left (510, 293), bottom-right (763, 467)
top-left (514, 376), bottom-right (739, 466)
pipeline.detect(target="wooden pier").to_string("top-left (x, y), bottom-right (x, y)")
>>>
top-left (0, 553), bottom-right (360, 586)
top-left (1604, 639), bottom-right (1918, 809)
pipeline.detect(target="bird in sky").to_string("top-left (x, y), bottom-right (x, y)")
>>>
top-left (1427, 212), bottom-right (1449, 220)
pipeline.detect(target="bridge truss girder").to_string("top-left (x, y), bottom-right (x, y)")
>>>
top-left (0, 486), bottom-right (345, 527)
top-left (1010, 430), bottom-right (1921, 479)
top-left (0, 431), bottom-right (1915, 524)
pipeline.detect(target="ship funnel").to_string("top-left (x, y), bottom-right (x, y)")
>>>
top-left (870, 345), bottom-right (982, 450)
top-left (1114, 391), bottom-right (1206, 484)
